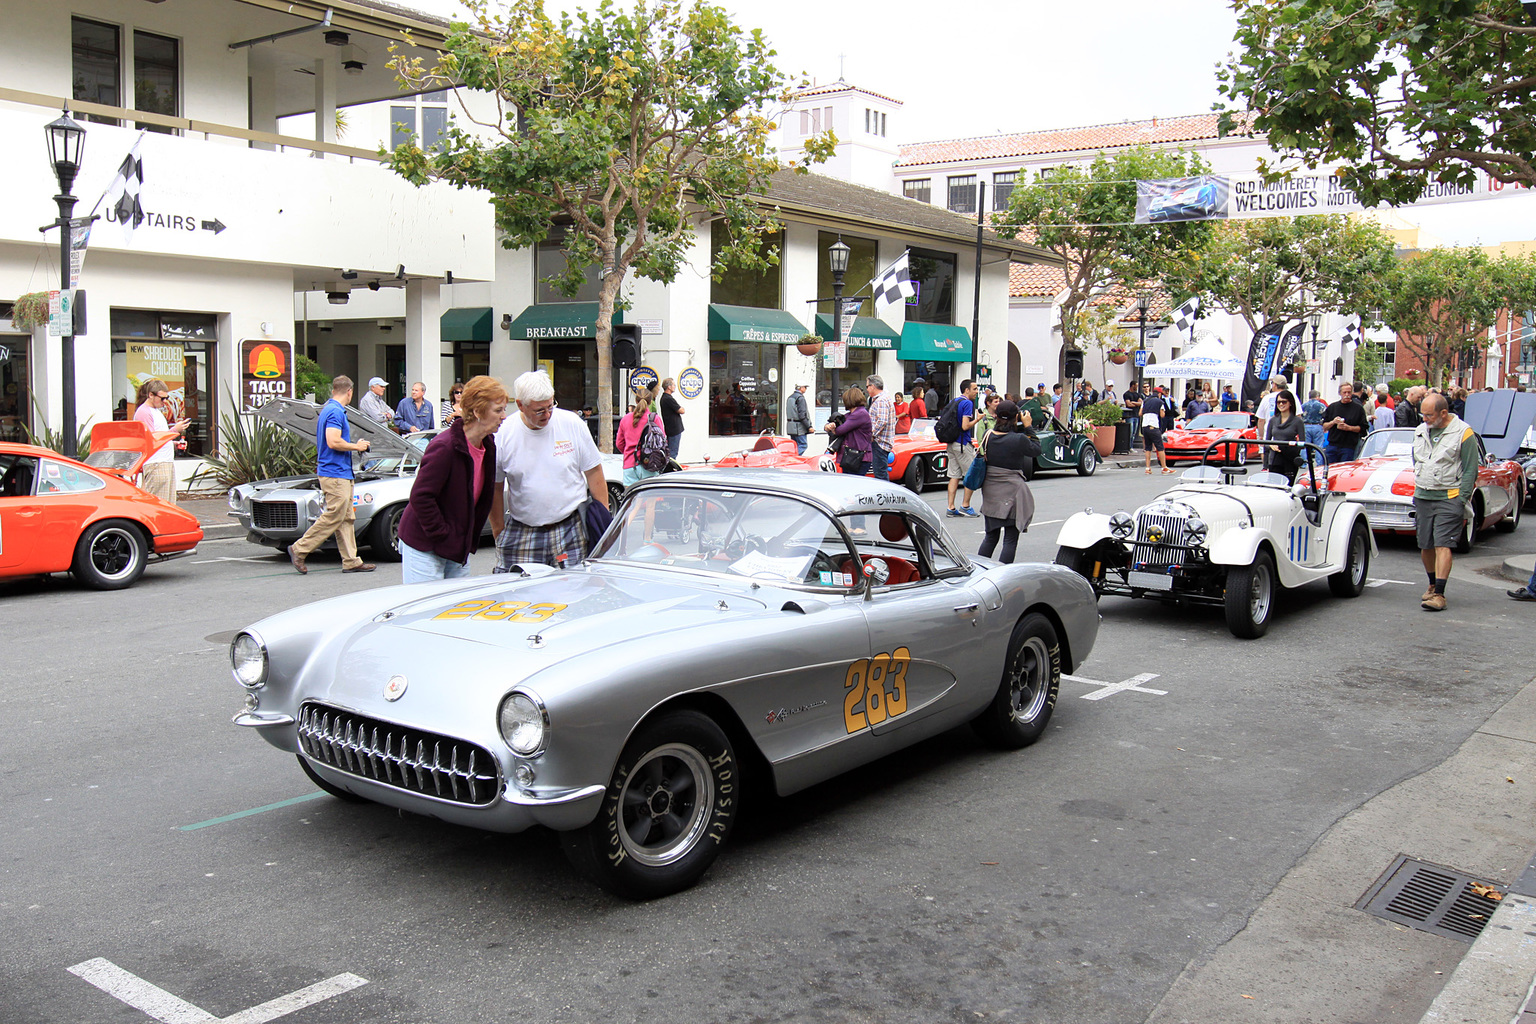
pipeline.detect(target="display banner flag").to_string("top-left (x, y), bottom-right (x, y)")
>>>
top-left (1241, 320), bottom-right (1287, 409)
top-left (869, 251), bottom-right (916, 312)
top-left (93, 133), bottom-right (146, 246)
top-left (1277, 321), bottom-right (1307, 381)
top-left (1340, 318), bottom-right (1363, 349)
top-left (1135, 171), bottom-right (1526, 224)
top-left (1172, 295), bottom-right (1200, 336)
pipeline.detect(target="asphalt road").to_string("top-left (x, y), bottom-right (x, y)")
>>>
top-left (3, 466), bottom-right (1533, 1024)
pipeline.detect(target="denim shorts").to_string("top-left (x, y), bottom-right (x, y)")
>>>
top-left (400, 540), bottom-right (471, 584)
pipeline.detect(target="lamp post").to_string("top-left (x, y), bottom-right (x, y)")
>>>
top-left (828, 237), bottom-right (850, 413)
top-left (45, 108), bottom-right (86, 458)
top-left (1135, 295), bottom-right (1150, 395)
top-left (1304, 311), bottom-right (1321, 403)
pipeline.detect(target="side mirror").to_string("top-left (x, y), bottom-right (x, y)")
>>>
top-left (863, 558), bottom-right (890, 587)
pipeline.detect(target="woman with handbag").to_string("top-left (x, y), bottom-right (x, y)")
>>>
top-left (975, 402), bottom-right (1041, 564)
top-left (826, 387), bottom-right (873, 476)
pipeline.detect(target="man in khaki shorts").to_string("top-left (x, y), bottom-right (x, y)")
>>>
top-left (1412, 392), bottom-right (1478, 611)
top-left (945, 378), bottom-right (980, 517)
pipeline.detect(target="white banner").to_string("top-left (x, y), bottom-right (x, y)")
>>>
top-left (1136, 172), bottom-right (1528, 224)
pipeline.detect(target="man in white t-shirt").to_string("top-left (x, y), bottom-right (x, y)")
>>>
top-left (489, 370), bottom-right (609, 569)
top-left (132, 378), bottom-right (190, 504)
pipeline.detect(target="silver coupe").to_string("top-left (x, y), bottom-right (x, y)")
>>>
top-left (229, 470), bottom-right (1100, 898)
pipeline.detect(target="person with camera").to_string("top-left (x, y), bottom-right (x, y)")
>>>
top-left (976, 401), bottom-right (1042, 564)
top-left (825, 387), bottom-right (872, 477)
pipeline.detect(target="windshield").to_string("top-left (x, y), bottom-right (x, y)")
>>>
top-left (1186, 413), bottom-right (1250, 430)
top-left (592, 486), bottom-right (857, 589)
top-left (1358, 428), bottom-right (1415, 459)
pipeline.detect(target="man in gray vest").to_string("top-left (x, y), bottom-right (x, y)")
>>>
top-left (1412, 392), bottom-right (1480, 612)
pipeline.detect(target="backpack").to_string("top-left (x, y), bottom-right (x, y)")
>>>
top-left (934, 398), bottom-right (964, 444)
top-left (638, 414), bottom-right (669, 472)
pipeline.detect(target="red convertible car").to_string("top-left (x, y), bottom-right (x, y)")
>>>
top-left (1163, 412), bottom-right (1262, 465)
top-left (1325, 426), bottom-right (1523, 552)
top-left (0, 422), bottom-right (203, 589)
top-left (712, 420), bottom-right (952, 492)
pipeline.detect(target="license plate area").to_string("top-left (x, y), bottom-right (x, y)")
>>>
top-left (1128, 570), bottom-right (1174, 591)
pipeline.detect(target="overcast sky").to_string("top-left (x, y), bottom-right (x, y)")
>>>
top-left (401, 0), bottom-right (1536, 248)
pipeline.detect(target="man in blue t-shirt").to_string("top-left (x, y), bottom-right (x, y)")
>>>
top-left (946, 378), bottom-right (980, 517)
top-left (289, 376), bottom-right (376, 574)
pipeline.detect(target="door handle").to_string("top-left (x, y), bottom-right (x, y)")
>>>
top-left (953, 603), bottom-right (979, 616)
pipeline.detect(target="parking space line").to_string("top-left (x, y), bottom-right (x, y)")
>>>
top-left (220, 973), bottom-right (368, 1024)
top-left (190, 556), bottom-right (273, 565)
top-left (179, 792), bottom-right (325, 831)
top-left (68, 958), bottom-right (368, 1023)
top-left (1065, 672), bottom-right (1168, 700)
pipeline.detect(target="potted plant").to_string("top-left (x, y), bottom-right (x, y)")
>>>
top-left (1079, 400), bottom-right (1124, 457)
top-left (1108, 347), bottom-right (1129, 365)
top-left (797, 333), bottom-right (823, 356)
top-left (10, 291), bottom-right (50, 331)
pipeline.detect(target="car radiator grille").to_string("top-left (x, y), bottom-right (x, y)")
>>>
top-left (252, 500), bottom-right (299, 531)
top-left (297, 703), bottom-right (501, 806)
top-left (1355, 500), bottom-right (1414, 529)
top-left (1132, 512), bottom-right (1187, 567)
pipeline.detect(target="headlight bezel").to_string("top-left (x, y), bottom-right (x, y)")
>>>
top-left (231, 631), bottom-right (268, 689)
top-left (1109, 512), bottom-right (1135, 539)
top-left (1185, 517), bottom-right (1209, 546)
top-left (498, 690), bottom-right (549, 757)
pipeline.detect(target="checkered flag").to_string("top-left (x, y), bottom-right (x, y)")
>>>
top-left (95, 134), bottom-right (145, 243)
top-left (1172, 295), bottom-right (1200, 335)
top-left (1340, 318), bottom-right (1362, 349)
top-left (870, 250), bottom-right (916, 312)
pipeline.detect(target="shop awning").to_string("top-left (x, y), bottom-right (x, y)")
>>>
top-left (707, 303), bottom-right (807, 344)
top-left (813, 313), bottom-right (900, 350)
top-left (898, 322), bottom-right (973, 362)
top-left (505, 302), bottom-right (623, 341)
top-left (440, 306), bottom-right (492, 342)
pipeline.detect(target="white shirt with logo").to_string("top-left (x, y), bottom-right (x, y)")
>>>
top-left (493, 408), bottom-right (602, 526)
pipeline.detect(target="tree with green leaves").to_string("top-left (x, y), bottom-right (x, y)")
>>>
top-left (1160, 216), bottom-right (1397, 336)
top-left (1369, 247), bottom-right (1536, 385)
top-left (387, 0), bottom-right (832, 449)
top-left (1219, 0), bottom-right (1536, 206)
top-left (996, 146), bottom-right (1210, 371)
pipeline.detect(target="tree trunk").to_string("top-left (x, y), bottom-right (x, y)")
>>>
top-left (594, 268), bottom-right (622, 455)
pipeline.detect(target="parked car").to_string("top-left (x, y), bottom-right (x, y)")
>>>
top-left (711, 420), bottom-right (952, 492)
top-left (229, 469), bottom-right (1100, 898)
top-left (1162, 412), bottom-right (1261, 465)
top-left (1054, 441), bottom-right (1373, 638)
top-left (1020, 414), bottom-right (1099, 478)
top-left (228, 399), bottom-right (631, 560)
top-left (0, 422), bottom-right (202, 590)
top-left (1325, 426), bottom-right (1523, 552)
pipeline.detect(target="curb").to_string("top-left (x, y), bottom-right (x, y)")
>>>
top-left (1503, 554), bottom-right (1535, 586)
top-left (1419, 870), bottom-right (1536, 1023)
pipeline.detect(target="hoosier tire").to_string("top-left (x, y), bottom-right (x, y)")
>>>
top-left (561, 710), bottom-right (738, 899)
top-left (1224, 549), bottom-right (1276, 639)
top-left (971, 613), bottom-right (1061, 749)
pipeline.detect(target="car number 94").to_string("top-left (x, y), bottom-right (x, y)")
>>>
top-left (844, 648), bottom-right (912, 733)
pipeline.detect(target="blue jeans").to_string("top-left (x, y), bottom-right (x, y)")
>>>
top-left (871, 440), bottom-right (890, 480)
top-left (400, 539), bottom-right (471, 584)
top-left (1324, 445), bottom-right (1356, 467)
top-left (666, 433), bottom-right (681, 460)
top-left (1304, 424), bottom-right (1326, 450)
top-left (791, 433), bottom-right (808, 455)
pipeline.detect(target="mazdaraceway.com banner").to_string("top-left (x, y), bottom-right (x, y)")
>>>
top-left (1134, 171), bottom-right (1528, 224)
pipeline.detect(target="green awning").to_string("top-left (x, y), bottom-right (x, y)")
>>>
top-left (898, 322), bottom-right (973, 362)
top-left (440, 306), bottom-right (492, 342)
top-left (505, 302), bottom-right (623, 341)
top-left (707, 303), bottom-right (807, 344)
top-left (813, 313), bottom-right (900, 350)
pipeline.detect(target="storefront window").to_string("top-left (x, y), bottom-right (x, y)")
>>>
top-left (710, 222), bottom-right (783, 308)
top-left (536, 340), bottom-right (599, 425)
top-left (536, 242), bottom-right (601, 303)
top-left (0, 336), bottom-right (29, 442)
top-left (815, 348), bottom-right (875, 412)
top-left (709, 342), bottom-right (781, 435)
top-left (816, 232), bottom-right (878, 318)
top-left (110, 310), bottom-right (217, 457)
top-left (907, 248), bottom-right (956, 325)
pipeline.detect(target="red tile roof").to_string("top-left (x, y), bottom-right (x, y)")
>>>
top-left (1010, 262), bottom-right (1065, 299)
top-left (896, 113), bottom-right (1252, 168)
top-left (790, 80), bottom-right (904, 106)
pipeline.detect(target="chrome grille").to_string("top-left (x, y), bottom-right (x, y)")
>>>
top-left (1356, 500), bottom-right (1414, 529)
top-left (252, 500), bottom-right (299, 530)
top-left (297, 703), bottom-right (500, 806)
top-left (1132, 512), bottom-right (1188, 567)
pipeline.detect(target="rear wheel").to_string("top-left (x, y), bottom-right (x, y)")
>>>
top-left (1328, 520), bottom-right (1370, 597)
top-left (1224, 550), bottom-right (1276, 639)
top-left (1021, 455), bottom-right (1037, 481)
top-left (608, 482), bottom-right (625, 509)
top-left (1496, 490), bottom-right (1521, 533)
top-left (1453, 501), bottom-right (1480, 554)
top-left (72, 520), bottom-right (148, 590)
top-left (368, 504), bottom-right (405, 562)
top-left (903, 455), bottom-right (928, 493)
top-left (971, 613), bottom-right (1061, 749)
top-left (1076, 444), bottom-right (1098, 477)
top-left (1054, 545), bottom-right (1102, 599)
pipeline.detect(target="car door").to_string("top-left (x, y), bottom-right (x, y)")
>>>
top-left (0, 453), bottom-right (42, 570)
top-left (32, 458), bottom-right (108, 570)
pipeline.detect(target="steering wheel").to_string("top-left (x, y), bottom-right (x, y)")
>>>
top-left (724, 534), bottom-right (765, 559)
top-left (777, 543), bottom-right (840, 583)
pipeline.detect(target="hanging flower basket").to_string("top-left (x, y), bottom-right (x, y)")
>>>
top-left (1108, 348), bottom-right (1129, 365)
top-left (11, 291), bottom-right (50, 331)
top-left (797, 334), bottom-right (824, 356)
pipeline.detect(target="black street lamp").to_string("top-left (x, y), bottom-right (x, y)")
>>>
top-left (45, 108), bottom-right (86, 457)
top-left (1304, 311), bottom-right (1321, 401)
top-left (1135, 295), bottom-right (1150, 395)
top-left (827, 236), bottom-right (850, 411)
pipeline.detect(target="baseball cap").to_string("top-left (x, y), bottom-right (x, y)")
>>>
top-left (368, 376), bottom-right (387, 388)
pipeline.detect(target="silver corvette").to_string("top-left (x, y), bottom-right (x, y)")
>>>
top-left (230, 470), bottom-right (1099, 898)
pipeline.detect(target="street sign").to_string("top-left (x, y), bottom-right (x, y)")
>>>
top-left (1134, 348), bottom-right (1149, 367)
top-left (47, 289), bottom-right (75, 337)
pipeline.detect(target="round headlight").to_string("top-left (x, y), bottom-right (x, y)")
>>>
top-left (1186, 518), bottom-right (1209, 545)
top-left (499, 692), bottom-right (547, 756)
top-left (1110, 512), bottom-right (1134, 539)
top-left (227, 487), bottom-right (241, 510)
top-left (307, 494), bottom-right (324, 513)
top-left (231, 632), bottom-right (268, 689)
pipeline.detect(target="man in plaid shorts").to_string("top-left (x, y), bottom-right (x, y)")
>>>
top-left (489, 371), bottom-right (610, 570)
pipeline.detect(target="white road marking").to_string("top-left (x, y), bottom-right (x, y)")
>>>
top-left (1365, 578), bottom-right (1417, 588)
top-left (68, 958), bottom-right (367, 1023)
top-left (1033, 518), bottom-right (1065, 525)
top-left (190, 556), bottom-right (273, 564)
top-left (1064, 672), bottom-right (1168, 700)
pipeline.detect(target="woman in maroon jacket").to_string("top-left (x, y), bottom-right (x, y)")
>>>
top-left (398, 375), bottom-right (508, 583)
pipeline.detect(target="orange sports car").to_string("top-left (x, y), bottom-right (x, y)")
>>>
top-left (0, 422), bottom-right (203, 589)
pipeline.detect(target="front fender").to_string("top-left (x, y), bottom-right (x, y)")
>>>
top-left (1325, 503), bottom-right (1378, 565)
top-left (1056, 511), bottom-right (1114, 550)
top-left (1207, 525), bottom-right (1266, 567)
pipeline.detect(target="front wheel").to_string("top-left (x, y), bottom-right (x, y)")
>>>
top-left (561, 710), bottom-right (738, 899)
top-left (971, 613), bottom-right (1061, 749)
top-left (72, 520), bottom-right (148, 590)
top-left (298, 755), bottom-right (366, 803)
top-left (1453, 502), bottom-right (1479, 554)
top-left (369, 504), bottom-right (405, 562)
top-left (608, 482), bottom-right (625, 509)
top-left (903, 455), bottom-right (928, 493)
top-left (1224, 550), bottom-right (1276, 639)
top-left (1328, 520), bottom-right (1370, 597)
top-left (1076, 444), bottom-right (1098, 477)
top-left (1496, 490), bottom-right (1521, 533)
top-left (1053, 545), bottom-right (1102, 599)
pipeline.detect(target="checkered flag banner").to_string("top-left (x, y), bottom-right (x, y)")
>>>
top-left (1340, 318), bottom-right (1362, 349)
top-left (95, 133), bottom-right (146, 243)
top-left (870, 250), bottom-right (916, 312)
top-left (1172, 296), bottom-right (1200, 335)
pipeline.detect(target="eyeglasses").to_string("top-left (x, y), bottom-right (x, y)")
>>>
top-left (523, 400), bottom-right (557, 417)
top-left (154, 392), bottom-right (169, 400)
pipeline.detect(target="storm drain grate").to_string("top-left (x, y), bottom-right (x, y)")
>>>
top-left (1357, 855), bottom-right (1506, 943)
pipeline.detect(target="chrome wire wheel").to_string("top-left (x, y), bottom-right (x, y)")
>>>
top-left (617, 743), bottom-right (714, 868)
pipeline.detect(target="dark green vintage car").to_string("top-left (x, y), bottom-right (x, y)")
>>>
top-left (1019, 416), bottom-right (1099, 478)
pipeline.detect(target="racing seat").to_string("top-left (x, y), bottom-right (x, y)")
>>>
top-left (841, 556), bottom-right (922, 586)
top-left (1, 460), bottom-right (34, 497)
top-left (752, 435), bottom-right (779, 452)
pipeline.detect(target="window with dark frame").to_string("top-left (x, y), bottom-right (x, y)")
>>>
top-left (993, 171), bottom-right (1016, 210)
top-left (133, 30), bottom-right (179, 132)
top-left (72, 17), bottom-right (121, 125)
top-left (906, 248), bottom-right (956, 325)
top-left (903, 179), bottom-right (931, 204)
top-left (947, 175), bottom-right (977, 213)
